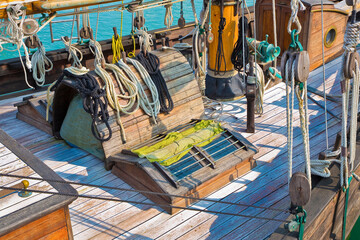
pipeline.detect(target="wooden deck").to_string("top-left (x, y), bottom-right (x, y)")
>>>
top-left (0, 55), bottom-right (348, 239)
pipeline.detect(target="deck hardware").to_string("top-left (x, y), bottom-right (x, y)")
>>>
top-left (178, 1), bottom-right (185, 28)
top-left (289, 172), bottom-right (311, 207)
top-left (79, 26), bottom-right (93, 40)
top-left (18, 180), bottom-right (32, 197)
top-left (285, 206), bottom-right (307, 239)
top-left (22, 18), bottom-right (39, 36)
top-left (25, 35), bottom-right (41, 49)
top-left (153, 162), bottom-right (179, 188)
top-left (193, 146), bottom-right (216, 169)
top-left (344, 51), bottom-right (360, 79)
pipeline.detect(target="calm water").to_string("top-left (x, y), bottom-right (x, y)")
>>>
top-left (1, 1), bottom-right (256, 60)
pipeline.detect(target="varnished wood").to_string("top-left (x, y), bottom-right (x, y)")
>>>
top-left (256, 0), bottom-right (348, 70)
top-left (0, 208), bottom-right (69, 240)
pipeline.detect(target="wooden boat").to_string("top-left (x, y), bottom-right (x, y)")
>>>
top-left (0, 0), bottom-right (360, 239)
top-left (256, 0), bottom-right (352, 71)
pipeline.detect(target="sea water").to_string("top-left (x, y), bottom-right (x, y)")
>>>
top-left (0, 0), bottom-right (254, 60)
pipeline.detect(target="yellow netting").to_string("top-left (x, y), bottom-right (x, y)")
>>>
top-left (132, 120), bottom-right (223, 166)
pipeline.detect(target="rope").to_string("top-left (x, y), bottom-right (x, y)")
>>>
top-left (215, 0), bottom-right (226, 75)
top-left (320, 0), bottom-right (329, 150)
top-left (285, 59), bottom-right (295, 184)
top-left (231, 17), bottom-right (249, 72)
top-left (190, 0), bottom-right (210, 91)
top-left (164, 3), bottom-right (174, 29)
top-left (136, 51), bottom-right (173, 113)
top-left (112, 2), bottom-right (125, 63)
top-left (254, 63), bottom-right (266, 115)
top-left (0, 4), bottom-right (32, 88)
top-left (51, 68), bottom-right (112, 142)
top-left (340, 19), bottom-right (360, 188)
top-left (272, 0), bottom-right (278, 66)
top-left (31, 41), bottom-right (53, 87)
top-left (61, 37), bottom-right (83, 67)
top-left (89, 39), bottom-right (127, 142)
top-left (0, 184), bottom-right (290, 222)
top-left (116, 59), bottom-right (160, 123)
top-left (0, 173), bottom-right (289, 213)
top-left (135, 29), bottom-right (153, 54)
top-left (349, 60), bottom-right (360, 173)
top-left (288, 0), bottom-right (305, 35)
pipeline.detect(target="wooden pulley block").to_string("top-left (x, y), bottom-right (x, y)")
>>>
top-left (207, 31), bottom-right (214, 43)
top-left (79, 27), bottom-right (93, 40)
top-left (281, 50), bottom-right (291, 80)
top-left (344, 52), bottom-right (360, 79)
top-left (345, 0), bottom-right (356, 6)
top-left (24, 35), bottom-right (41, 49)
top-left (294, 51), bottom-right (310, 83)
top-left (281, 50), bottom-right (296, 81)
top-left (289, 172), bottom-right (311, 207)
top-left (198, 34), bottom-right (206, 52)
top-left (178, 15), bottom-right (186, 28)
top-left (134, 16), bottom-right (145, 30)
top-left (22, 18), bottom-right (39, 36)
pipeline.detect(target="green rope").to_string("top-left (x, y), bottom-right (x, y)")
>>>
top-left (343, 175), bottom-right (353, 240)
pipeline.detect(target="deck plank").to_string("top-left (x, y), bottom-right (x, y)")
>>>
top-left (0, 55), bottom-right (347, 239)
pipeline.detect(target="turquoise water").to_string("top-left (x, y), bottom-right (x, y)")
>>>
top-left (0, 1), bottom-right (206, 60)
top-left (0, 0), bottom-right (256, 60)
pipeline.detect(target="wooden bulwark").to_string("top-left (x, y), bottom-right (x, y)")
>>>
top-left (256, 0), bottom-right (349, 71)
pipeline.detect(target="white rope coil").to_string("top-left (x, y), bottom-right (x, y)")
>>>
top-left (117, 58), bottom-right (160, 123)
top-left (31, 43), bottom-right (53, 87)
top-left (0, 4), bottom-right (33, 88)
top-left (135, 29), bottom-right (153, 53)
top-left (164, 3), bottom-right (174, 29)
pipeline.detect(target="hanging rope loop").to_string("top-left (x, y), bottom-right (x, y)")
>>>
top-left (288, 0), bottom-right (305, 35)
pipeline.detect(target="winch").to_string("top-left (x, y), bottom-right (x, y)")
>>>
top-left (247, 35), bottom-right (281, 63)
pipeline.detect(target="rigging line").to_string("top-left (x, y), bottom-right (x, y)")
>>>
top-left (320, 0), bottom-right (329, 150)
top-left (0, 173), bottom-right (289, 213)
top-left (0, 185), bottom-right (290, 222)
top-left (95, 4), bottom-right (100, 41)
top-left (272, 0), bottom-right (277, 67)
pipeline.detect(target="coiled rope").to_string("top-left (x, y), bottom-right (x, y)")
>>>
top-left (89, 39), bottom-right (129, 142)
top-left (0, 4), bottom-right (33, 88)
top-left (164, 3), bottom-right (174, 29)
top-left (51, 68), bottom-right (112, 142)
top-left (215, 0), bottom-right (226, 75)
top-left (31, 40), bottom-right (53, 87)
top-left (116, 58), bottom-right (160, 123)
top-left (136, 52), bottom-right (174, 113)
top-left (136, 29), bottom-right (153, 54)
top-left (231, 16), bottom-right (249, 72)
